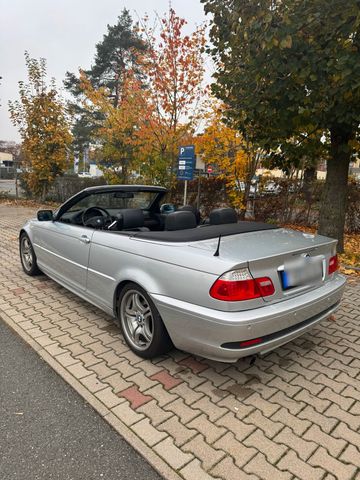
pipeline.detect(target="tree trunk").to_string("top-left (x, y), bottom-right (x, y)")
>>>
top-left (318, 128), bottom-right (352, 253)
top-left (303, 164), bottom-right (316, 225)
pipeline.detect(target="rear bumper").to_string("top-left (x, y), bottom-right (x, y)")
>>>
top-left (151, 274), bottom-right (346, 362)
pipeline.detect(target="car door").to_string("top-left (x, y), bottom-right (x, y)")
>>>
top-left (33, 220), bottom-right (94, 293)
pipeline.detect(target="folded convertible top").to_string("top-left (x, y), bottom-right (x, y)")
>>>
top-left (133, 221), bottom-right (278, 243)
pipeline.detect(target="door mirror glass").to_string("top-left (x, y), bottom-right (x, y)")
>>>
top-left (37, 209), bottom-right (53, 221)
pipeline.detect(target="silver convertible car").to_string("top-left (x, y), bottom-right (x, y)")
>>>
top-left (19, 185), bottom-right (346, 362)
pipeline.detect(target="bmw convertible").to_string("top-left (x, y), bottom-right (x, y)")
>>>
top-left (19, 185), bottom-right (345, 362)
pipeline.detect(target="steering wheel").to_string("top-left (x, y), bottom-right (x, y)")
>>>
top-left (82, 206), bottom-right (112, 227)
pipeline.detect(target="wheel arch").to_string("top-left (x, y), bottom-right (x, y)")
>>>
top-left (113, 280), bottom-right (132, 317)
top-left (112, 270), bottom-right (163, 318)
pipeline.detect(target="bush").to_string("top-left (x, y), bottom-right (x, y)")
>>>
top-left (170, 176), bottom-right (229, 215)
top-left (346, 180), bottom-right (360, 234)
top-left (254, 177), bottom-right (359, 233)
top-left (45, 175), bottom-right (107, 203)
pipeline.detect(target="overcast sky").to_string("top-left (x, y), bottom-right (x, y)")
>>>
top-left (0, 0), bottom-right (207, 142)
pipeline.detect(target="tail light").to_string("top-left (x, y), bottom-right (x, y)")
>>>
top-left (210, 268), bottom-right (275, 301)
top-left (328, 255), bottom-right (338, 274)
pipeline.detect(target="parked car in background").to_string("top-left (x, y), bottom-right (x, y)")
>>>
top-left (19, 185), bottom-right (345, 362)
top-left (78, 172), bottom-right (92, 178)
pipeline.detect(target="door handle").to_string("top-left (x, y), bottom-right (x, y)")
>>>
top-left (80, 235), bottom-right (90, 244)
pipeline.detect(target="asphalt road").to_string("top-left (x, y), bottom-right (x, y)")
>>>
top-left (0, 318), bottom-right (162, 480)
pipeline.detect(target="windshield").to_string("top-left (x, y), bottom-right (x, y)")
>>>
top-left (67, 190), bottom-right (158, 213)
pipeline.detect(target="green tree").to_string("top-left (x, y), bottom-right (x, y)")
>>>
top-left (9, 52), bottom-right (72, 200)
top-left (203, 0), bottom-right (360, 252)
top-left (64, 9), bottom-right (146, 152)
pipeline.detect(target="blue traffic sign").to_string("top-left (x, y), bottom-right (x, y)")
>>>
top-left (177, 145), bottom-right (195, 181)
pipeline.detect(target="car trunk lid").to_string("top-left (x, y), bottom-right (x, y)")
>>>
top-left (191, 228), bottom-right (337, 304)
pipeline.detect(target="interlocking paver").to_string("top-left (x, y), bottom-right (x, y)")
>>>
top-left (309, 447), bottom-right (357, 480)
top-left (244, 428), bottom-right (288, 463)
top-left (117, 385), bottom-right (153, 409)
top-left (138, 399), bottom-right (173, 427)
top-left (243, 409), bottom-right (283, 438)
top-left (244, 452), bottom-right (292, 480)
top-left (340, 444), bottom-right (360, 467)
top-left (210, 456), bottom-right (259, 480)
top-left (188, 414), bottom-right (227, 444)
top-left (153, 437), bottom-right (193, 470)
top-left (274, 426), bottom-right (318, 460)
top-left (216, 412), bottom-right (256, 442)
top-left (164, 398), bottom-right (202, 424)
top-left (180, 459), bottom-right (221, 480)
top-left (111, 401), bottom-right (145, 426)
top-left (150, 370), bottom-right (183, 390)
top-left (182, 434), bottom-right (226, 470)
top-left (191, 396), bottom-right (227, 422)
top-left (144, 384), bottom-right (178, 407)
top-left (277, 450), bottom-right (325, 480)
top-left (157, 416), bottom-right (197, 446)
top-left (332, 422), bottom-right (360, 448)
top-left (298, 405), bottom-right (338, 433)
top-left (95, 386), bottom-right (123, 408)
top-left (131, 418), bottom-right (168, 446)
top-left (1, 205), bottom-right (360, 480)
top-left (304, 424), bottom-right (347, 457)
top-left (213, 432), bottom-right (257, 468)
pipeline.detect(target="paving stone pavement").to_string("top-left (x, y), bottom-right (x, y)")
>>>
top-left (0, 205), bottom-right (360, 480)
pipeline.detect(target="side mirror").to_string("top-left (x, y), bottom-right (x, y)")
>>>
top-left (37, 209), bottom-right (53, 221)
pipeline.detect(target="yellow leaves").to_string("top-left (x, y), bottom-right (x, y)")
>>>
top-left (10, 54), bottom-right (72, 199)
top-left (280, 35), bottom-right (292, 49)
top-left (195, 102), bottom-right (251, 209)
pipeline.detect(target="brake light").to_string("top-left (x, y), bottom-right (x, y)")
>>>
top-left (210, 268), bottom-right (275, 301)
top-left (328, 255), bottom-right (338, 274)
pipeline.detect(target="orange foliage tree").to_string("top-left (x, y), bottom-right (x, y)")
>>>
top-left (138, 9), bottom-right (207, 185)
top-left (78, 9), bottom-right (207, 187)
top-left (79, 68), bottom-right (148, 183)
top-left (196, 103), bottom-right (261, 211)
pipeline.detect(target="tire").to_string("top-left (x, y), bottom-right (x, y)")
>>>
top-left (19, 232), bottom-right (41, 276)
top-left (117, 282), bottom-right (173, 359)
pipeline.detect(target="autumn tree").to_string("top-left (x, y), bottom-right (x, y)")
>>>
top-left (203, 0), bottom-right (360, 252)
top-left (64, 9), bottom-right (146, 152)
top-left (9, 52), bottom-right (71, 200)
top-left (196, 103), bottom-right (260, 211)
top-left (139, 9), bottom-right (207, 185)
top-left (79, 69), bottom-right (146, 183)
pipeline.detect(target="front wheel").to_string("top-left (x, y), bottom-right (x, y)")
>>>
top-left (19, 233), bottom-right (41, 276)
top-left (118, 283), bottom-right (173, 359)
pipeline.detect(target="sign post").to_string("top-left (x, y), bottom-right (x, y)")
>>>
top-left (177, 145), bottom-right (195, 206)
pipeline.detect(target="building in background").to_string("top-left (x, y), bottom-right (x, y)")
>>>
top-left (0, 151), bottom-right (13, 167)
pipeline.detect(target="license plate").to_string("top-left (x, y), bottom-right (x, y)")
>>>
top-left (281, 256), bottom-right (323, 289)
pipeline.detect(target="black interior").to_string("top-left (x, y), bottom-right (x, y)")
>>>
top-left (209, 207), bottom-right (238, 225)
top-left (164, 211), bottom-right (197, 231)
top-left (54, 186), bottom-right (277, 239)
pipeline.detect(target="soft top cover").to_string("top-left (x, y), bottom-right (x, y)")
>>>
top-left (133, 221), bottom-right (278, 243)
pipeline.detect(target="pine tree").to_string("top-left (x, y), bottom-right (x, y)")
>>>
top-left (64, 9), bottom-right (146, 152)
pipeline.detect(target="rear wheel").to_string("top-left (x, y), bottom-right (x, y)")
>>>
top-left (118, 283), bottom-right (173, 359)
top-left (19, 233), bottom-right (41, 276)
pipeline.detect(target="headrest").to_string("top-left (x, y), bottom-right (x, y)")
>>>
top-left (209, 207), bottom-right (237, 225)
top-left (117, 209), bottom-right (145, 229)
top-left (165, 211), bottom-right (197, 231)
top-left (178, 205), bottom-right (201, 224)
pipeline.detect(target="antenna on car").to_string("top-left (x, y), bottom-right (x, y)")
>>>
top-left (214, 234), bottom-right (222, 257)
